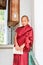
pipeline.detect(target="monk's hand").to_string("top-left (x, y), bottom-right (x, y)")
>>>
top-left (15, 45), bottom-right (20, 51)
top-left (20, 43), bottom-right (25, 51)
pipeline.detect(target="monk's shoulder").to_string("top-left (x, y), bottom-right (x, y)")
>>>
top-left (15, 26), bottom-right (22, 32)
top-left (15, 27), bottom-right (19, 32)
top-left (28, 25), bottom-right (33, 30)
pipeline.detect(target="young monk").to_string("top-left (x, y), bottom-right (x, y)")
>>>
top-left (13, 15), bottom-right (33, 65)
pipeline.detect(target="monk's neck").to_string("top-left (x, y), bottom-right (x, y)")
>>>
top-left (22, 24), bottom-right (29, 27)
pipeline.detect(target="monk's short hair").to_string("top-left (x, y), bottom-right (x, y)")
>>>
top-left (21, 15), bottom-right (29, 21)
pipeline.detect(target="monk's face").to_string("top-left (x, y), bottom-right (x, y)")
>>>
top-left (21, 17), bottom-right (28, 26)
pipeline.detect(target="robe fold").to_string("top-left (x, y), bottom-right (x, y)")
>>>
top-left (13, 24), bottom-right (33, 65)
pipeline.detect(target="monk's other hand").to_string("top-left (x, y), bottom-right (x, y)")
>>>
top-left (20, 43), bottom-right (25, 51)
top-left (15, 45), bottom-right (20, 51)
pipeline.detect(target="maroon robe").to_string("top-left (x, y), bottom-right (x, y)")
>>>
top-left (13, 24), bottom-right (33, 65)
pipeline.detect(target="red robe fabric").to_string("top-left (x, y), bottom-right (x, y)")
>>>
top-left (13, 24), bottom-right (33, 65)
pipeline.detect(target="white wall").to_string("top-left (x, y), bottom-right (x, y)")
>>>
top-left (20, 0), bottom-right (33, 26)
top-left (34, 0), bottom-right (43, 65)
top-left (0, 49), bottom-right (13, 65)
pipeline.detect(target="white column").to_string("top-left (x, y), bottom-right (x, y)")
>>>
top-left (34, 0), bottom-right (43, 65)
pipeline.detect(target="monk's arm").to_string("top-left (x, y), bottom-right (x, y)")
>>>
top-left (20, 43), bottom-right (25, 49)
top-left (23, 28), bottom-right (33, 52)
top-left (14, 33), bottom-right (18, 46)
top-left (14, 33), bottom-right (20, 50)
